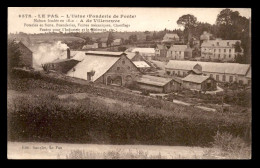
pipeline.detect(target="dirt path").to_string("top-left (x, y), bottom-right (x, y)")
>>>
top-left (8, 141), bottom-right (216, 159)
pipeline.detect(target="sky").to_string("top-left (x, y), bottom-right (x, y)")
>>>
top-left (8, 7), bottom-right (251, 34)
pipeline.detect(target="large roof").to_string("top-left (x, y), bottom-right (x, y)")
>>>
top-left (66, 53), bottom-right (120, 82)
top-left (165, 60), bottom-right (250, 75)
top-left (201, 40), bottom-right (241, 48)
top-left (133, 61), bottom-right (150, 68)
top-left (136, 75), bottom-right (173, 87)
top-left (131, 48), bottom-right (155, 54)
top-left (85, 51), bottom-right (125, 56)
top-left (164, 33), bottom-right (179, 39)
top-left (168, 45), bottom-right (187, 51)
top-left (182, 74), bottom-right (210, 84)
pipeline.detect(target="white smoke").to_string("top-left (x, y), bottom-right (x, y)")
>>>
top-left (32, 41), bottom-right (69, 70)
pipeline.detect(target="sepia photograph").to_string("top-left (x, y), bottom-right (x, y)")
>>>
top-left (7, 7), bottom-right (251, 159)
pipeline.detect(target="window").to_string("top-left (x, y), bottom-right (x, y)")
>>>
top-left (214, 49), bottom-right (216, 52)
top-left (117, 67), bottom-right (120, 70)
top-left (179, 51), bottom-right (181, 55)
top-left (210, 74), bottom-right (213, 78)
top-left (222, 75), bottom-right (226, 82)
top-left (166, 71), bottom-right (171, 75)
top-left (219, 49), bottom-right (221, 52)
top-left (229, 49), bottom-right (231, 53)
top-left (218, 54), bottom-right (220, 58)
top-left (227, 42), bottom-right (229, 46)
top-left (172, 71), bottom-right (175, 75)
top-left (122, 60), bottom-right (125, 64)
top-left (224, 49), bottom-right (226, 52)
top-left (216, 75), bottom-right (219, 81)
top-left (224, 54), bottom-right (226, 59)
top-left (229, 54), bottom-right (231, 58)
top-left (239, 80), bottom-right (243, 85)
top-left (229, 76), bottom-right (233, 82)
top-left (217, 42), bottom-right (219, 46)
top-left (178, 71), bottom-right (180, 76)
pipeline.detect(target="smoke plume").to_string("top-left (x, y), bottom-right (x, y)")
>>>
top-left (32, 41), bottom-right (69, 70)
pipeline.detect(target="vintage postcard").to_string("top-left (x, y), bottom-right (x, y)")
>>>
top-left (7, 7), bottom-right (251, 159)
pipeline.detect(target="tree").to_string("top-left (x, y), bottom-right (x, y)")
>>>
top-left (129, 34), bottom-right (137, 43)
top-left (107, 32), bottom-right (114, 47)
top-left (216, 8), bottom-right (250, 63)
top-left (146, 35), bottom-right (152, 41)
top-left (177, 14), bottom-right (197, 43)
top-left (8, 40), bottom-right (21, 73)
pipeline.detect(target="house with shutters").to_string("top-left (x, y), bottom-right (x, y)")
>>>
top-left (167, 45), bottom-right (188, 60)
top-left (201, 38), bottom-right (243, 61)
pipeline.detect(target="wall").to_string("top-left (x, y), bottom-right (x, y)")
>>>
top-left (201, 47), bottom-right (236, 61)
top-left (18, 43), bottom-right (33, 68)
top-left (183, 81), bottom-right (201, 90)
top-left (137, 83), bottom-right (164, 93)
top-left (165, 68), bottom-right (250, 85)
top-left (95, 55), bottom-right (141, 86)
top-left (167, 50), bottom-right (185, 60)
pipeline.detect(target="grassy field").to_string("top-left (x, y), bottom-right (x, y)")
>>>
top-left (7, 70), bottom-right (251, 153)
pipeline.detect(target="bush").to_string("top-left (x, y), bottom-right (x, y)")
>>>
top-left (8, 94), bottom-right (249, 147)
top-left (210, 131), bottom-right (251, 159)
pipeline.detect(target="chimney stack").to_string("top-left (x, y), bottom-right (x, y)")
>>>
top-left (67, 48), bottom-right (70, 59)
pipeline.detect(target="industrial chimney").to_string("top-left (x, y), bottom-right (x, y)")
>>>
top-left (67, 48), bottom-right (70, 59)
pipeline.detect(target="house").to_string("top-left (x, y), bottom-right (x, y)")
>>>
top-left (165, 60), bottom-right (251, 85)
top-left (200, 31), bottom-right (213, 43)
top-left (100, 38), bottom-right (108, 48)
top-left (155, 44), bottom-right (168, 57)
top-left (82, 43), bottom-right (99, 50)
top-left (129, 48), bottom-right (156, 61)
top-left (13, 41), bottom-right (33, 68)
top-left (112, 39), bottom-right (123, 46)
top-left (167, 45), bottom-right (188, 60)
top-left (125, 52), bottom-right (146, 62)
top-left (182, 74), bottom-right (217, 91)
top-left (44, 49), bottom-right (81, 73)
top-left (201, 38), bottom-right (243, 61)
top-left (132, 61), bottom-right (151, 72)
top-left (162, 33), bottom-right (179, 43)
top-left (135, 75), bottom-right (182, 93)
top-left (66, 51), bottom-right (140, 86)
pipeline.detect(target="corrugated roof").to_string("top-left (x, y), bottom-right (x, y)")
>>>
top-left (182, 74), bottom-right (210, 83)
top-left (133, 61), bottom-right (150, 68)
top-left (201, 40), bottom-right (241, 48)
top-left (85, 51), bottom-right (125, 56)
top-left (168, 45), bottom-right (187, 51)
top-left (165, 60), bottom-right (250, 75)
top-left (131, 48), bottom-right (155, 54)
top-left (136, 75), bottom-right (173, 86)
top-left (66, 54), bottom-right (120, 82)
